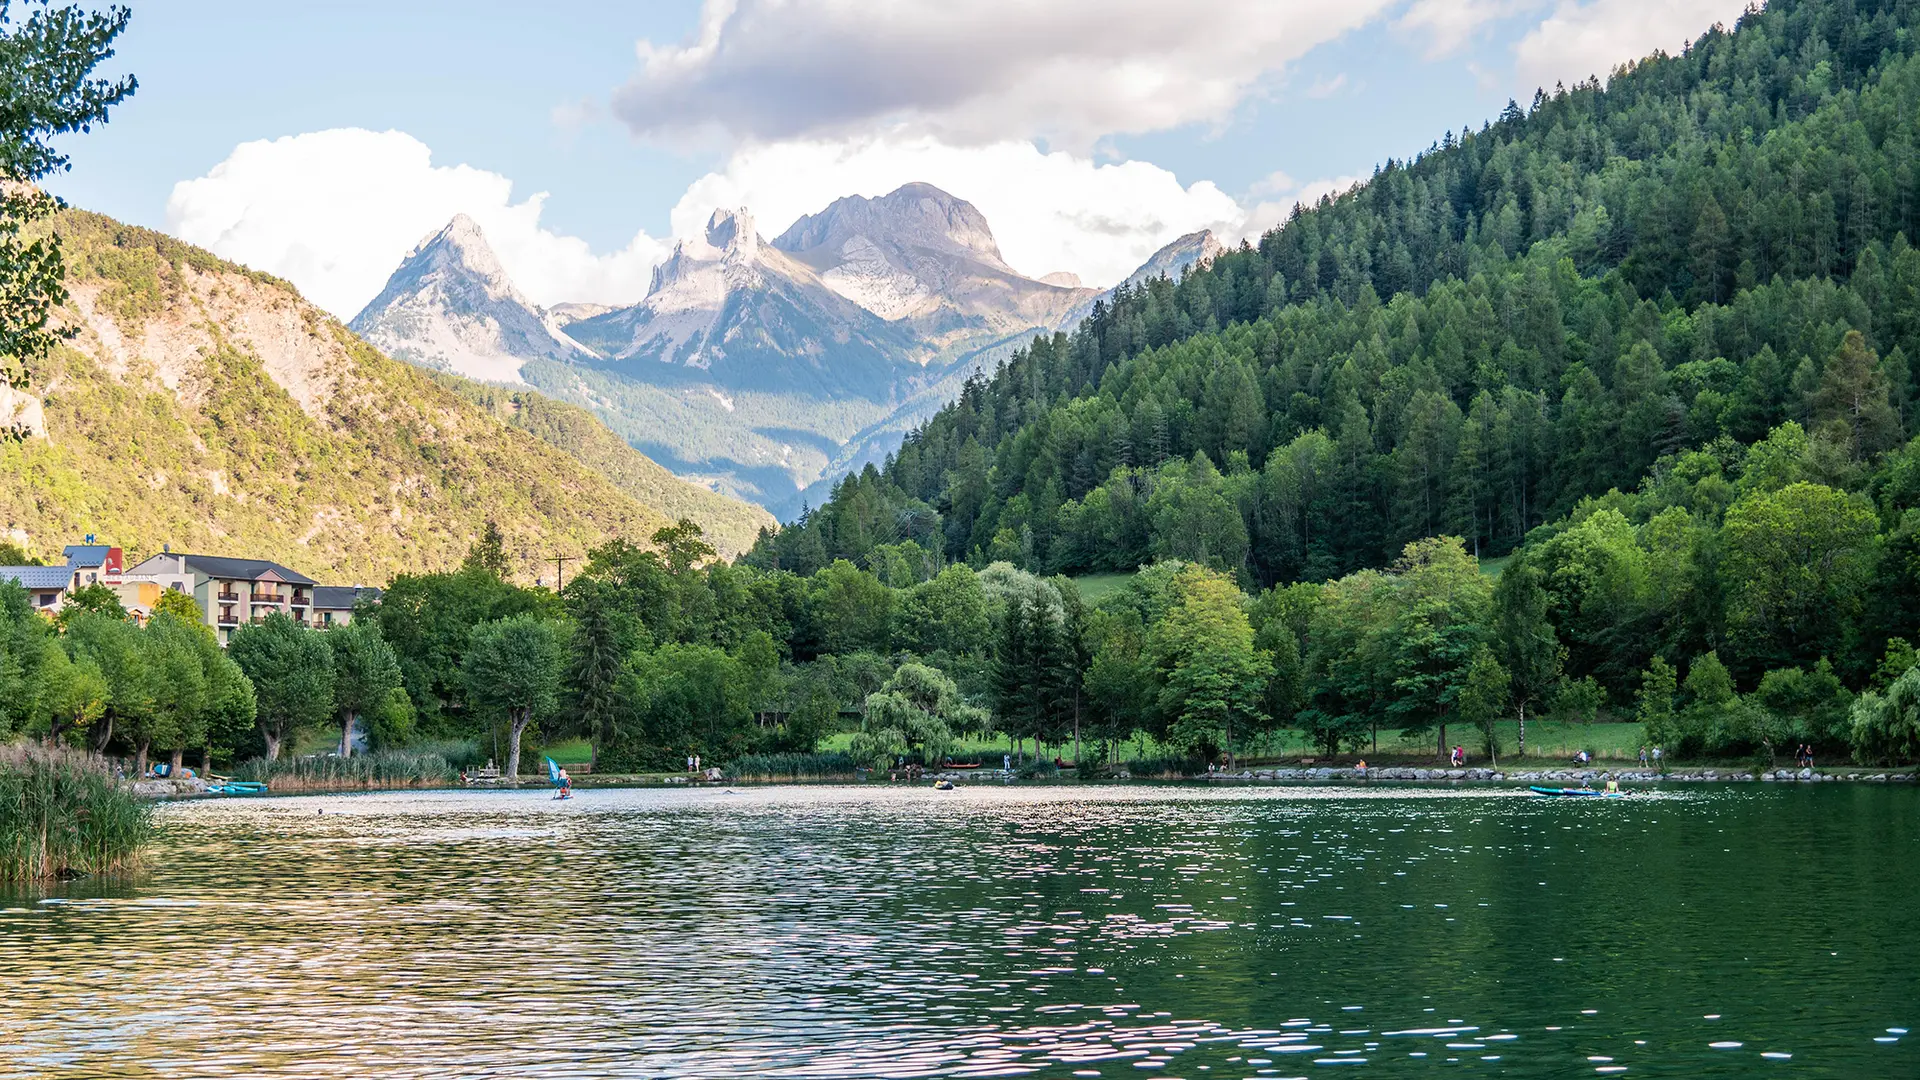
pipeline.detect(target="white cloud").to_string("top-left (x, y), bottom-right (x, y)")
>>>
top-left (671, 135), bottom-right (1245, 289)
top-left (1306, 73), bottom-right (1349, 99)
top-left (1398, 0), bottom-right (1546, 60)
top-left (1513, 0), bottom-right (1752, 90)
top-left (165, 129), bottom-right (667, 318)
top-left (611, 0), bottom-right (1395, 151)
top-left (1236, 172), bottom-right (1368, 243)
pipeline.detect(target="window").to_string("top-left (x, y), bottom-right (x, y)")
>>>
top-left (322, 611), bottom-right (334, 625)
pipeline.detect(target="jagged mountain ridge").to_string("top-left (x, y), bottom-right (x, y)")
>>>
top-left (770, 182), bottom-right (1096, 343)
top-left (564, 208), bottom-right (919, 394)
top-left (348, 215), bottom-right (592, 385)
top-left (352, 184), bottom-right (1218, 517)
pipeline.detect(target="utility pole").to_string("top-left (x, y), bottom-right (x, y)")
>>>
top-left (550, 553), bottom-right (576, 593)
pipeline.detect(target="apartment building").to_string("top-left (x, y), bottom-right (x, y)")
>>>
top-left (128, 552), bottom-right (324, 645)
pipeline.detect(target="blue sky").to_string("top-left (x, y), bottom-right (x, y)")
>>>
top-left (53, 0), bottom-right (1750, 317)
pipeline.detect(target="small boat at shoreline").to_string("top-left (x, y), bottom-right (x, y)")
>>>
top-left (1530, 785), bottom-right (1625, 798)
top-left (205, 781), bottom-right (268, 796)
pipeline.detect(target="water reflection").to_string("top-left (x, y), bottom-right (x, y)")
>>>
top-left (1, 784), bottom-right (1914, 1078)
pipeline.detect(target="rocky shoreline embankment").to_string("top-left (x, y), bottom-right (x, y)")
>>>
top-left (1190, 765), bottom-right (1918, 784)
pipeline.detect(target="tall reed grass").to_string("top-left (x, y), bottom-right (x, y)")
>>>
top-left (0, 745), bottom-right (152, 882)
top-left (726, 751), bottom-right (859, 779)
top-left (231, 742), bottom-right (472, 792)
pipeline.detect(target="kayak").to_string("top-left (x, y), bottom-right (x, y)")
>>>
top-left (205, 782), bottom-right (268, 796)
top-left (1530, 785), bottom-right (1625, 798)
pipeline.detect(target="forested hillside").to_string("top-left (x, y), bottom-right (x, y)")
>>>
top-left (430, 377), bottom-right (774, 557)
top-left (754, 0), bottom-right (1920, 586)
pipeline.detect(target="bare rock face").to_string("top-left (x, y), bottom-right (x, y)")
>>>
top-left (0, 385), bottom-right (45, 438)
top-left (350, 215), bottom-right (592, 384)
top-left (771, 182), bottom-right (1097, 336)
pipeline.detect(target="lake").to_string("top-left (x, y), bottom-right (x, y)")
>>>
top-left (1, 783), bottom-right (1915, 1078)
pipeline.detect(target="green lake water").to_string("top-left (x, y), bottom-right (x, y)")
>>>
top-left (1, 783), bottom-right (1915, 1078)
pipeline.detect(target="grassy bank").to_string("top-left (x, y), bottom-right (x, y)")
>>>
top-left (817, 720), bottom-right (1650, 767)
top-left (0, 746), bottom-right (152, 882)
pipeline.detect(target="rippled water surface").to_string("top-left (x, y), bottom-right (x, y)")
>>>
top-left (2, 783), bottom-right (1916, 1078)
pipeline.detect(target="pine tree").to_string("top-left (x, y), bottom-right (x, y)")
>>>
top-left (567, 582), bottom-right (625, 766)
top-left (994, 595), bottom-right (1030, 762)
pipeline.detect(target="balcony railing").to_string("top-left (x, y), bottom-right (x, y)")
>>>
top-left (290, 592), bottom-right (310, 606)
top-left (250, 592), bottom-right (283, 604)
top-left (216, 592), bottom-right (240, 602)
top-left (217, 613), bottom-right (238, 626)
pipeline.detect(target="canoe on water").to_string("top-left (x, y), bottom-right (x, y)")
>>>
top-left (1530, 785), bottom-right (1626, 798)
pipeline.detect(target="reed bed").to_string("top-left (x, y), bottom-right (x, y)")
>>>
top-left (725, 751), bottom-right (860, 780)
top-left (0, 745), bottom-right (152, 882)
top-left (231, 745), bottom-right (468, 792)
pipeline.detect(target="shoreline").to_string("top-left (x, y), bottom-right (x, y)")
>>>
top-left (139, 765), bottom-right (1919, 798)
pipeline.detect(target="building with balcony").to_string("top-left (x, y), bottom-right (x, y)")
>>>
top-left (126, 552), bottom-right (321, 646)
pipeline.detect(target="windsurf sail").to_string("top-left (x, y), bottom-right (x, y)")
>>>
top-left (545, 757), bottom-right (561, 785)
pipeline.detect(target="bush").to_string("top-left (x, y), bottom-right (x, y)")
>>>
top-left (1850, 668), bottom-right (1920, 765)
top-left (0, 745), bottom-right (152, 882)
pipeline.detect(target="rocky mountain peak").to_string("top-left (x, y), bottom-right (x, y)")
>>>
top-left (412, 213), bottom-right (512, 288)
top-left (773, 182), bottom-right (1008, 271)
top-left (349, 215), bottom-right (588, 384)
top-left (1119, 229), bottom-right (1223, 290)
top-left (704, 206), bottom-right (758, 257)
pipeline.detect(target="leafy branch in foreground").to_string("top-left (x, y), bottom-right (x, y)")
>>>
top-left (0, 0), bottom-right (134, 394)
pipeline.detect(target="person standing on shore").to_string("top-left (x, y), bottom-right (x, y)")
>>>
top-left (1639, 746), bottom-right (1649, 768)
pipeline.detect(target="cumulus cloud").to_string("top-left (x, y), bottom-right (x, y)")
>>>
top-left (1397, 0), bottom-right (1545, 60)
top-left (1237, 172), bottom-right (1368, 243)
top-left (165, 129), bottom-right (668, 318)
top-left (611, 0), bottom-right (1395, 150)
top-left (671, 135), bottom-right (1245, 289)
top-left (1514, 0), bottom-right (1753, 90)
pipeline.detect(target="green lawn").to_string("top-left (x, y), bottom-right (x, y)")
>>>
top-left (1071, 572), bottom-right (1136, 604)
top-left (820, 719), bottom-right (1649, 766)
top-left (537, 737), bottom-right (595, 765)
top-left (1477, 554), bottom-right (1512, 578)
